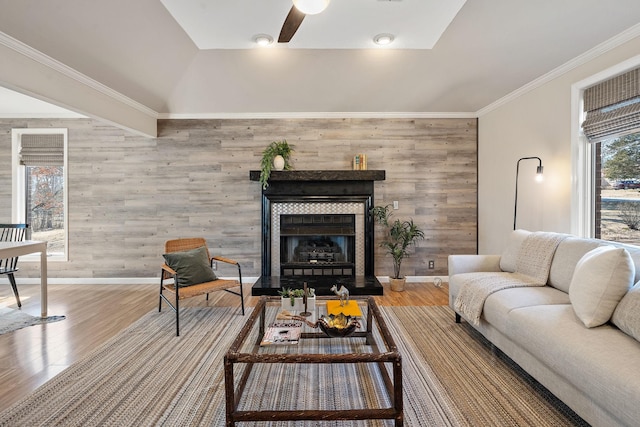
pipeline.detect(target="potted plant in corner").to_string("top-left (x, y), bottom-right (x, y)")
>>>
top-left (371, 204), bottom-right (425, 292)
top-left (260, 140), bottom-right (294, 189)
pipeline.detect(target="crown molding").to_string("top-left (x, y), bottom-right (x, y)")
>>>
top-left (0, 31), bottom-right (158, 119)
top-left (477, 23), bottom-right (640, 117)
top-left (157, 111), bottom-right (477, 120)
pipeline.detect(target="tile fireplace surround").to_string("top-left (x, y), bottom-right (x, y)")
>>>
top-left (249, 170), bottom-right (385, 296)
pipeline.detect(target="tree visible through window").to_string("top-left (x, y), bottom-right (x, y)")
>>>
top-left (596, 132), bottom-right (640, 244)
top-left (26, 166), bottom-right (65, 255)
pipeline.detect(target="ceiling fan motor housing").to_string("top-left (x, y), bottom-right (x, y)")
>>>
top-left (292, 0), bottom-right (331, 15)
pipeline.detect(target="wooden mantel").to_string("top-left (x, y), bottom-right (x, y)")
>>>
top-left (249, 170), bottom-right (385, 182)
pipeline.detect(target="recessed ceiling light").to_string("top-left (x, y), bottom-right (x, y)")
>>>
top-left (253, 34), bottom-right (274, 47)
top-left (373, 33), bottom-right (395, 46)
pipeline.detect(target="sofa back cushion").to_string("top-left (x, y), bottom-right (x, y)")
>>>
top-left (569, 246), bottom-right (635, 328)
top-left (612, 282), bottom-right (640, 342)
top-left (499, 229), bottom-right (531, 273)
top-left (548, 237), bottom-right (603, 293)
top-left (501, 231), bottom-right (640, 293)
top-left (608, 241), bottom-right (640, 285)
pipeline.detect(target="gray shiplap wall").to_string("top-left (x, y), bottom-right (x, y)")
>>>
top-left (0, 117), bottom-right (477, 280)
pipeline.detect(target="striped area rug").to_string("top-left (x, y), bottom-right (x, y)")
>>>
top-left (0, 305), bottom-right (587, 426)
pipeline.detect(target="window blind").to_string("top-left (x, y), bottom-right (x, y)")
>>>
top-left (582, 67), bottom-right (640, 142)
top-left (19, 133), bottom-right (64, 166)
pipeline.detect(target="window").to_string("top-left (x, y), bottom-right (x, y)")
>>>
top-left (594, 133), bottom-right (640, 244)
top-left (574, 64), bottom-right (640, 245)
top-left (11, 129), bottom-right (68, 260)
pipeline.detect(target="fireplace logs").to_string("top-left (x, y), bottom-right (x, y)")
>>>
top-left (294, 238), bottom-right (342, 263)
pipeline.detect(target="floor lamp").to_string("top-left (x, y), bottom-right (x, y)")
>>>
top-left (514, 157), bottom-right (544, 230)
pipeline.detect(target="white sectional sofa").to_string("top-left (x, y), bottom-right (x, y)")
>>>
top-left (448, 230), bottom-right (640, 427)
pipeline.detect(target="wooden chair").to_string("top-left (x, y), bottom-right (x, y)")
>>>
top-left (159, 238), bottom-right (245, 336)
top-left (0, 224), bottom-right (29, 308)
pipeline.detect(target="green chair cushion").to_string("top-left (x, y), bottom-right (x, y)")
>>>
top-left (163, 246), bottom-right (217, 287)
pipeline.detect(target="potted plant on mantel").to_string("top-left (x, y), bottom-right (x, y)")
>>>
top-left (260, 140), bottom-right (294, 189)
top-left (371, 204), bottom-right (425, 292)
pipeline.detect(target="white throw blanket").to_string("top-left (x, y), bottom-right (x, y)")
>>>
top-left (454, 232), bottom-right (568, 325)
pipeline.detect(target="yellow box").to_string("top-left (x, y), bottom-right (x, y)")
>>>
top-left (326, 300), bottom-right (363, 317)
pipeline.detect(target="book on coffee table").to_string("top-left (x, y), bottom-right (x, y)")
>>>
top-left (326, 300), bottom-right (362, 317)
top-left (260, 321), bottom-right (303, 346)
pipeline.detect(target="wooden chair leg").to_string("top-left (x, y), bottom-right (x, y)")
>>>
top-left (8, 273), bottom-right (21, 308)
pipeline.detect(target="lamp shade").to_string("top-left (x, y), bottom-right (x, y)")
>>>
top-left (293, 0), bottom-right (330, 15)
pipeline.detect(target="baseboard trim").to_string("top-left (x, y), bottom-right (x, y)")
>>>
top-left (377, 275), bottom-right (448, 283)
top-left (0, 276), bottom-right (260, 286)
top-left (0, 275), bottom-right (448, 286)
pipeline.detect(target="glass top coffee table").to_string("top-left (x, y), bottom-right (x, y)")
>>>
top-left (224, 296), bottom-right (403, 426)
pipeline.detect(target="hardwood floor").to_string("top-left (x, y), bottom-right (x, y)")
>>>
top-left (0, 280), bottom-right (449, 411)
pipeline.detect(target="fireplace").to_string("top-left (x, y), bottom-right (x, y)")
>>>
top-left (250, 170), bottom-right (385, 296)
top-left (271, 202), bottom-right (365, 277)
top-left (279, 214), bottom-right (355, 276)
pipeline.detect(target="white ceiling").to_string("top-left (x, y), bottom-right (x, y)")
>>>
top-left (159, 0), bottom-right (466, 49)
top-left (1, 0), bottom-right (640, 119)
top-left (0, 87), bottom-right (85, 118)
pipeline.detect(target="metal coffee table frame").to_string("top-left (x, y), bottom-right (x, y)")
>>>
top-left (224, 296), bottom-right (403, 426)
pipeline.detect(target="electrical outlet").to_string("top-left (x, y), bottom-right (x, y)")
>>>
top-left (393, 201), bottom-right (399, 210)
top-left (211, 261), bottom-right (217, 270)
top-left (428, 260), bottom-right (435, 269)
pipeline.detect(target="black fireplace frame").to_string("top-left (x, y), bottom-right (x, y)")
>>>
top-left (263, 194), bottom-right (372, 277)
top-left (249, 170), bottom-right (385, 296)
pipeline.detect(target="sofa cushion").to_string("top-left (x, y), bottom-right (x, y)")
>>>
top-left (163, 246), bottom-right (217, 287)
top-left (608, 241), bottom-right (640, 285)
top-left (548, 237), bottom-right (602, 293)
top-left (499, 229), bottom-right (530, 273)
top-left (506, 304), bottom-right (640, 427)
top-left (569, 246), bottom-right (634, 328)
top-left (612, 282), bottom-right (640, 342)
top-left (483, 286), bottom-right (570, 334)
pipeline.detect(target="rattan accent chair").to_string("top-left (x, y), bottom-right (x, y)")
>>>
top-left (159, 238), bottom-right (245, 336)
top-left (0, 224), bottom-right (29, 308)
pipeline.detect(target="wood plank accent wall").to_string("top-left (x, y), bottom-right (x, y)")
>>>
top-left (0, 118), bottom-right (477, 280)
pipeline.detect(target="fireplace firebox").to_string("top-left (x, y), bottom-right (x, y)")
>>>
top-left (280, 214), bottom-right (355, 276)
top-left (249, 170), bottom-right (385, 296)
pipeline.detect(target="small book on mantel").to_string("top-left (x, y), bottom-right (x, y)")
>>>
top-left (260, 321), bottom-right (303, 346)
top-left (326, 300), bottom-right (363, 317)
